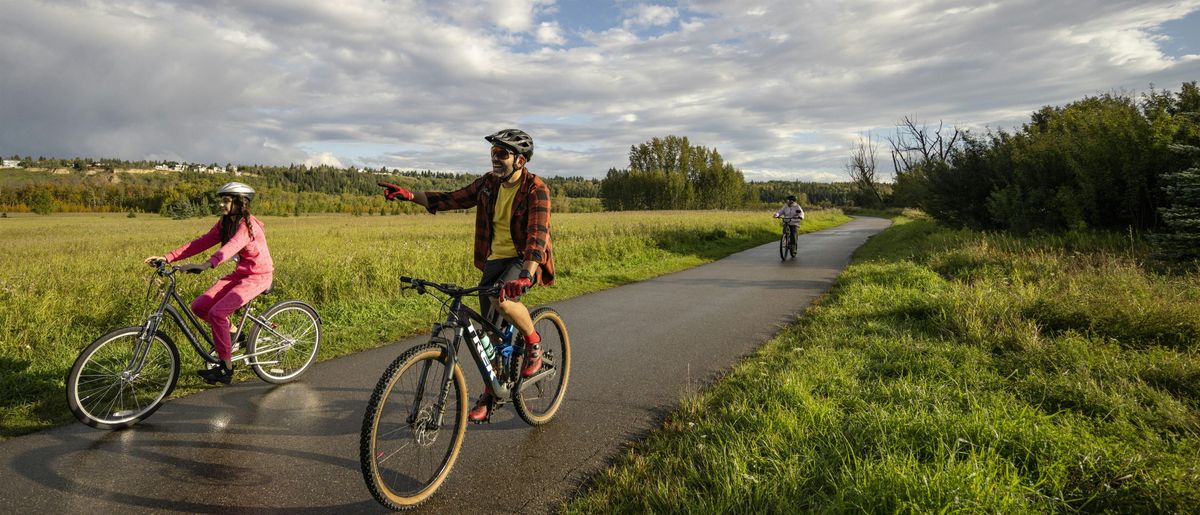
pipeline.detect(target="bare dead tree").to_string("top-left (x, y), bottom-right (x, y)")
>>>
top-left (846, 133), bottom-right (883, 206)
top-left (887, 116), bottom-right (962, 174)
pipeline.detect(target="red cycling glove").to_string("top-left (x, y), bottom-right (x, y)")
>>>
top-left (501, 276), bottom-right (533, 301)
top-left (377, 182), bottom-right (414, 201)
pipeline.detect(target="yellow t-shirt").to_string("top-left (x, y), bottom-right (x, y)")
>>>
top-left (488, 181), bottom-right (520, 259)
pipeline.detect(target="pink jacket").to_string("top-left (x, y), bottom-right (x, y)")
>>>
top-left (166, 216), bottom-right (273, 276)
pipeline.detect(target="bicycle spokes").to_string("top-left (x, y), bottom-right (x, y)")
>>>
top-left (67, 328), bottom-right (179, 429)
top-left (361, 345), bottom-right (467, 508)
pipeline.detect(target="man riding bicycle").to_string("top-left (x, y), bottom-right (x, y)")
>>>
top-left (378, 128), bottom-right (555, 423)
top-left (773, 194), bottom-right (805, 253)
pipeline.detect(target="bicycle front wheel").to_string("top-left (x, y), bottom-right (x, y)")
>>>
top-left (246, 300), bottom-right (321, 384)
top-left (66, 326), bottom-right (180, 429)
top-left (779, 232), bottom-right (788, 261)
top-left (513, 307), bottom-right (571, 426)
top-left (360, 343), bottom-right (468, 510)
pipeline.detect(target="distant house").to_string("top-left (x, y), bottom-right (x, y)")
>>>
top-left (0, 159), bottom-right (20, 169)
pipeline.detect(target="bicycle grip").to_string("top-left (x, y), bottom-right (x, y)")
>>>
top-left (400, 276), bottom-right (413, 283)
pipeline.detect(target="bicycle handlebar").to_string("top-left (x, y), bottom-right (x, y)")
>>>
top-left (148, 259), bottom-right (183, 276)
top-left (401, 276), bottom-right (501, 297)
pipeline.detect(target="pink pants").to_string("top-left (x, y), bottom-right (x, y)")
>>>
top-left (191, 272), bottom-right (273, 362)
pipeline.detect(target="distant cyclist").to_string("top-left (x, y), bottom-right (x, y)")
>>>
top-left (377, 128), bottom-right (555, 423)
top-left (773, 195), bottom-right (805, 253)
top-left (143, 182), bottom-right (273, 385)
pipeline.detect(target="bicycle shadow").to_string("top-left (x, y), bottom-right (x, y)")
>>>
top-left (150, 381), bottom-right (372, 438)
top-left (5, 377), bottom-right (388, 512)
top-left (7, 426), bottom-right (385, 514)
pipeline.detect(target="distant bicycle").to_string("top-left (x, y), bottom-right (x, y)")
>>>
top-left (779, 216), bottom-right (800, 260)
top-left (66, 260), bottom-right (321, 429)
top-left (360, 276), bottom-right (570, 510)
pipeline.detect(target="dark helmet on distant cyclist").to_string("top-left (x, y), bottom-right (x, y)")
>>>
top-left (217, 182), bottom-right (255, 201)
top-left (485, 128), bottom-right (534, 161)
top-left (786, 194), bottom-right (797, 202)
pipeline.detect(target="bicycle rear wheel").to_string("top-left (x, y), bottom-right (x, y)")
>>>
top-left (513, 307), bottom-right (571, 426)
top-left (246, 300), bottom-right (321, 384)
top-left (66, 327), bottom-right (180, 429)
top-left (361, 343), bottom-right (468, 510)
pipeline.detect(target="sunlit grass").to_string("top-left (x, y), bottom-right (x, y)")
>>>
top-left (566, 215), bottom-right (1200, 513)
top-left (0, 209), bottom-right (850, 437)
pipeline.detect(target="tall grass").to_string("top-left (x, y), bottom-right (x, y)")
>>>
top-left (566, 215), bottom-right (1200, 513)
top-left (0, 209), bottom-right (850, 437)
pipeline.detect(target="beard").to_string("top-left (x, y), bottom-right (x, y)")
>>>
top-left (491, 162), bottom-right (517, 180)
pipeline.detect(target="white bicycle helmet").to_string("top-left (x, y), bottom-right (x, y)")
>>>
top-left (217, 182), bottom-right (255, 201)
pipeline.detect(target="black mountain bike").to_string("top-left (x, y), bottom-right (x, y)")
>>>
top-left (66, 260), bottom-right (321, 429)
top-left (360, 276), bottom-right (571, 510)
top-left (779, 217), bottom-right (800, 261)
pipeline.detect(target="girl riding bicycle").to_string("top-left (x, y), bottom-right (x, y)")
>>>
top-left (144, 182), bottom-right (273, 385)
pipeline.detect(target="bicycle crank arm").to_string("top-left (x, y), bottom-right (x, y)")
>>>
top-left (518, 367), bottom-right (556, 392)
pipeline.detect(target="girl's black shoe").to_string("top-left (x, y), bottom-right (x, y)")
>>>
top-left (198, 362), bottom-right (235, 385)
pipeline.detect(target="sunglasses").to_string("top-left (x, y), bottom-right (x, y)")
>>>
top-left (491, 146), bottom-right (516, 159)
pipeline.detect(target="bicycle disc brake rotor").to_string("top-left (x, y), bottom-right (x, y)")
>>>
top-left (410, 406), bottom-right (439, 447)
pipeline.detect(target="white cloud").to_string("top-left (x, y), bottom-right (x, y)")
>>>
top-left (536, 21), bottom-right (566, 45)
top-left (483, 0), bottom-right (556, 32)
top-left (1, 0), bottom-right (1198, 182)
top-left (304, 152), bottom-right (345, 168)
top-left (623, 4), bottom-right (678, 29)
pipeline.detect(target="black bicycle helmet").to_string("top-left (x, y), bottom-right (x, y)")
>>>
top-left (485, 128), bottom-right (534, 161)
top-left (217, 182), bottom-right (255, 201)
top-left (786, 194), bottom-right (797, 201)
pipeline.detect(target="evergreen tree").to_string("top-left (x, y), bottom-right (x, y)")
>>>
top-left (1153, 145), bottom-right (1200, 261)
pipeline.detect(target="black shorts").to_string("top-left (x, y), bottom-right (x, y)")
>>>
top-left (478, 257), bottom-right (532, 323)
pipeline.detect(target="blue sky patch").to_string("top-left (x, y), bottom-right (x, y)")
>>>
top-left (1155, 8), bottom-right (1200, 57)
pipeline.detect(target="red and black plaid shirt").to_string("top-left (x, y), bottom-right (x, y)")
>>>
top-left (424, 169), bottom-right (555, 285)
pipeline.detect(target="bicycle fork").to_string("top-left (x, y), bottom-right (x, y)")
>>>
top-left (408, 323), bottom-right (460, 432)
top-left (124, 313), bottom-right (165, 378)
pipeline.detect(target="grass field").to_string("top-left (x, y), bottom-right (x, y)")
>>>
top-left (0, 209), bottom-right (850, 437)
top-left (566, 214), bottom-right (1200, 513)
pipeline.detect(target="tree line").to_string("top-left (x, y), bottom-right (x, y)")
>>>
top-left (0, 163), bottom-right (608, 217)
top-left (3, 141), bottom-right (855, 216)
top-left (846, 81), bottom-right (1200, 260)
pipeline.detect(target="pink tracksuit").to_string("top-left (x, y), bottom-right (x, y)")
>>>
top-left (166, 216), bottom-right (274, 361)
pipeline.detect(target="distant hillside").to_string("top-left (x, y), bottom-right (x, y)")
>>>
top-left (0, 158), bottom-right (603, 216)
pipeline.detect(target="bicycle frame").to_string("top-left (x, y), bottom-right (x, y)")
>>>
top-left (437, 299), bottom-right (517, 396)
top-left (781, 219), bottom-right (799, 242)
top-left (402, 277), bottom-right (554, 430)
top-left (135, 267), bottom-right (302, 371)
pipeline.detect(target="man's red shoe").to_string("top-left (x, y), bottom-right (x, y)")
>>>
top-left (468, 387), bottom-right (494, 423)
top-left (520, 332), bottom-right (542, 378)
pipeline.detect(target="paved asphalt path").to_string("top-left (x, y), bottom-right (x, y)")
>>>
top-left (0, 216), bottom-right (889, 514)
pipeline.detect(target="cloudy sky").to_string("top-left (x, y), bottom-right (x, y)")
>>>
top-left (2, 1), bottom-right (1198, 181)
